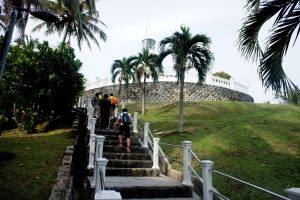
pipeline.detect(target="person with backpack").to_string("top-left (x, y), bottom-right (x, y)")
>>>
top-left (92, 92), bottom-right (101, 117)
top-left (114, 108), bottom-right (132, 153)
top-left (108, 93), bottom-right (118, 112)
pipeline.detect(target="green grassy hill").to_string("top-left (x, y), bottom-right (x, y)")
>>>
top-left (130, 101), bottom-right (300, 200)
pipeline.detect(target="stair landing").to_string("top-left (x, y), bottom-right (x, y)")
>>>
top-left (105, 175), bottom-right (199, 199)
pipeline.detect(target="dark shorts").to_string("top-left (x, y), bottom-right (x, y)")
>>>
top-left (119, 125), bottom-right (130, 138)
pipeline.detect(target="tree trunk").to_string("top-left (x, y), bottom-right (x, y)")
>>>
top-left (142, 76), bottom-right (146, 115)
top-left (178, 72), bottom-right (185, 134)
top-left (118, 79), bottom-right (122, 103)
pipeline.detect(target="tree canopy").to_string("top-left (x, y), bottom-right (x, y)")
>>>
top-left (0, 38), bottom-right (85, 132)
top-left (238, 0), bottom-right (300, 96)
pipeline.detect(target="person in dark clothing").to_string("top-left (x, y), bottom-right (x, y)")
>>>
top-left (99, 94), bottom-right (112, 129)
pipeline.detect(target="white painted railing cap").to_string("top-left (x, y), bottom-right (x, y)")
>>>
top-left (285, 188), bottom-right (300, 199)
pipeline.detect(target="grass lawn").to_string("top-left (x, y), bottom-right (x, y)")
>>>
top-left (128, 101), bottom-right (300, 200)
top-left (0, 127), bottom-right (74, 200)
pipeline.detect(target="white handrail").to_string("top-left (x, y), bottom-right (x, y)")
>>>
top-left (134, 113), bottom-right (290, 200)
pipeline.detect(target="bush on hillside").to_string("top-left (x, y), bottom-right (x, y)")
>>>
top-left (0, 40), bottom-right (85, 133)
top-left (213, 71), bottom-right (231, 80)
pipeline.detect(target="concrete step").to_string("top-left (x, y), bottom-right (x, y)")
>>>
top-left (105, 176), bottom-right (193, 199)
top-left (108, 159), bottom-right (153, 168)
top-left (96, 129), bottom-right (118, 135)
top-left (103, 152), bottom-right (151, 160)
top-left (104, 139), bottom-right (140, 147)
top-left (96, 134), bottom-right (136, 141)
top-left (106, 168), bottom-right (160, 176)
top-left (104, 145), bottom-right (150, 154)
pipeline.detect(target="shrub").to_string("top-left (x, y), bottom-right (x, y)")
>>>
top-left (213, 71), bottom-right (231, 80)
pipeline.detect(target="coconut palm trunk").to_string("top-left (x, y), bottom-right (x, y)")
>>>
top-left (178, 71), bottom-right (185, 134)
top-left (159, 26), bottom-right (214, 134)
top-left (118, 78), bottom-right (122, 102)
top-left (142, 76), bottom-right (146, 115)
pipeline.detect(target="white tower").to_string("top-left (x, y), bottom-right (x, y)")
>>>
top-left (142, 38), bottom-right (156, 52)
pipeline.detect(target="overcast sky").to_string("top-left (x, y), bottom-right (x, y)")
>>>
top-left (25, 0), bottom-right (300, 103)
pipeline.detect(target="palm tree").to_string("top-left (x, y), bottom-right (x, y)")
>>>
top-left (0, 0), bottom-right (43, 39)
top-left (159, 25), bottom-right (214, 134)
top-left (16, 35), bottom-right (39, 50)
top-left (238, 0), bottom-right (300, 97)
top-left (111, 57), bottom-right (135, 101)
top-left (32, 0), bottom-right (106, 50)
top-left (129, 48), bottom-right (163, 115)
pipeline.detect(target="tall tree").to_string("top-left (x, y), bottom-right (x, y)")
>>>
top-left (129, 48), bottom-right (162, 115)
top-left (238, 0), bottom-right (300, 97)
top-left (1, 40), bottom-right (84, 132)
top-left (111, 57), bottom-right (135, 101)
top-left (159, 25), bottom-right (214, 134)
top-left (0, 0), bottom-right (43, 39)
top-left (33, 0), bottom-right (106, 50)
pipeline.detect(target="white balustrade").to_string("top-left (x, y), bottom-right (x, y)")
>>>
top-left (143, 122), bottom-right (149, 148)
top-left (95, 158), bottom-right (106, 197)
top-left (87, 133), bottom-right (96, 170)
top-left (285, 188), bottom-right (300, 200)
top-left (94, 158), bottom-right (122, 200)
top-left (152, 138), bottom-right (160, 169)
top-left (80, 96), bottom-right (85, 107)
top-left (95, 135), bottom-right (105, 160)
top-left (87, 97), bottom-right (92, 109)
top-left (87, 108), bottom-right (93, 131)
top-left (78, 97), bottom-right (82, 107)
top-left (182, 141), bottom-right (193, 186)
top-left (201, 160), bottom-right (214, 200)
top-left (133, 112), bottom-right (138, 133)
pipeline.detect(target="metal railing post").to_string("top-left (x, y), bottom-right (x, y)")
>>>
top-left (201, 160), bottom-right (214, 200)
top-left (182, 141), bottom-right (193, 186)
top-left (152, 137), bottom-right (160, 169)
top-left (143, 122), bottom-right (149, 148)
top-left (94, 158), bottom-right (108, 198)
top-left (133, 112), bottom-right (138, 133)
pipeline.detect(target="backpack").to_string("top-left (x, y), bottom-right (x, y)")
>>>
top-left (110, 96), bottom-right (117, 105)
top-left (121, 112), bottom-right (130, 126)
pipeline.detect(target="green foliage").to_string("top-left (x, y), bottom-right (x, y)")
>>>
top-left (238, 0), bottom-right (300, 96)
top-left (159, 25), bottom-right (214, 133)
top-left (0, 41), bottom-right (85, 133)
top-left (138, 102), bottom-right (300, 200)
top-left (212, 71), bottom-right (231, 80)
top-left (279, 89), bottom-right (300, 106)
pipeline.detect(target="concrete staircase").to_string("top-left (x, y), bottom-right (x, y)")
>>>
top-left (96, 129), bottom-right (200, 199)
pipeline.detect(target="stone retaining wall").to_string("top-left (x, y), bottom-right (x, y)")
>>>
top-left (49, 108), bottom-right (88, 200)
top-left (85, 82), bottom-right (254, 103)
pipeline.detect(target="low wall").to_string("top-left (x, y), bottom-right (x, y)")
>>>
top-left (85, 82), bottom-right (254, 103)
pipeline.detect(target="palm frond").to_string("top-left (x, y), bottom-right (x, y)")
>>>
top-left (259, 8), bottom-right (300, 95)
top-left (238, 2), bottom-right (282, 61)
